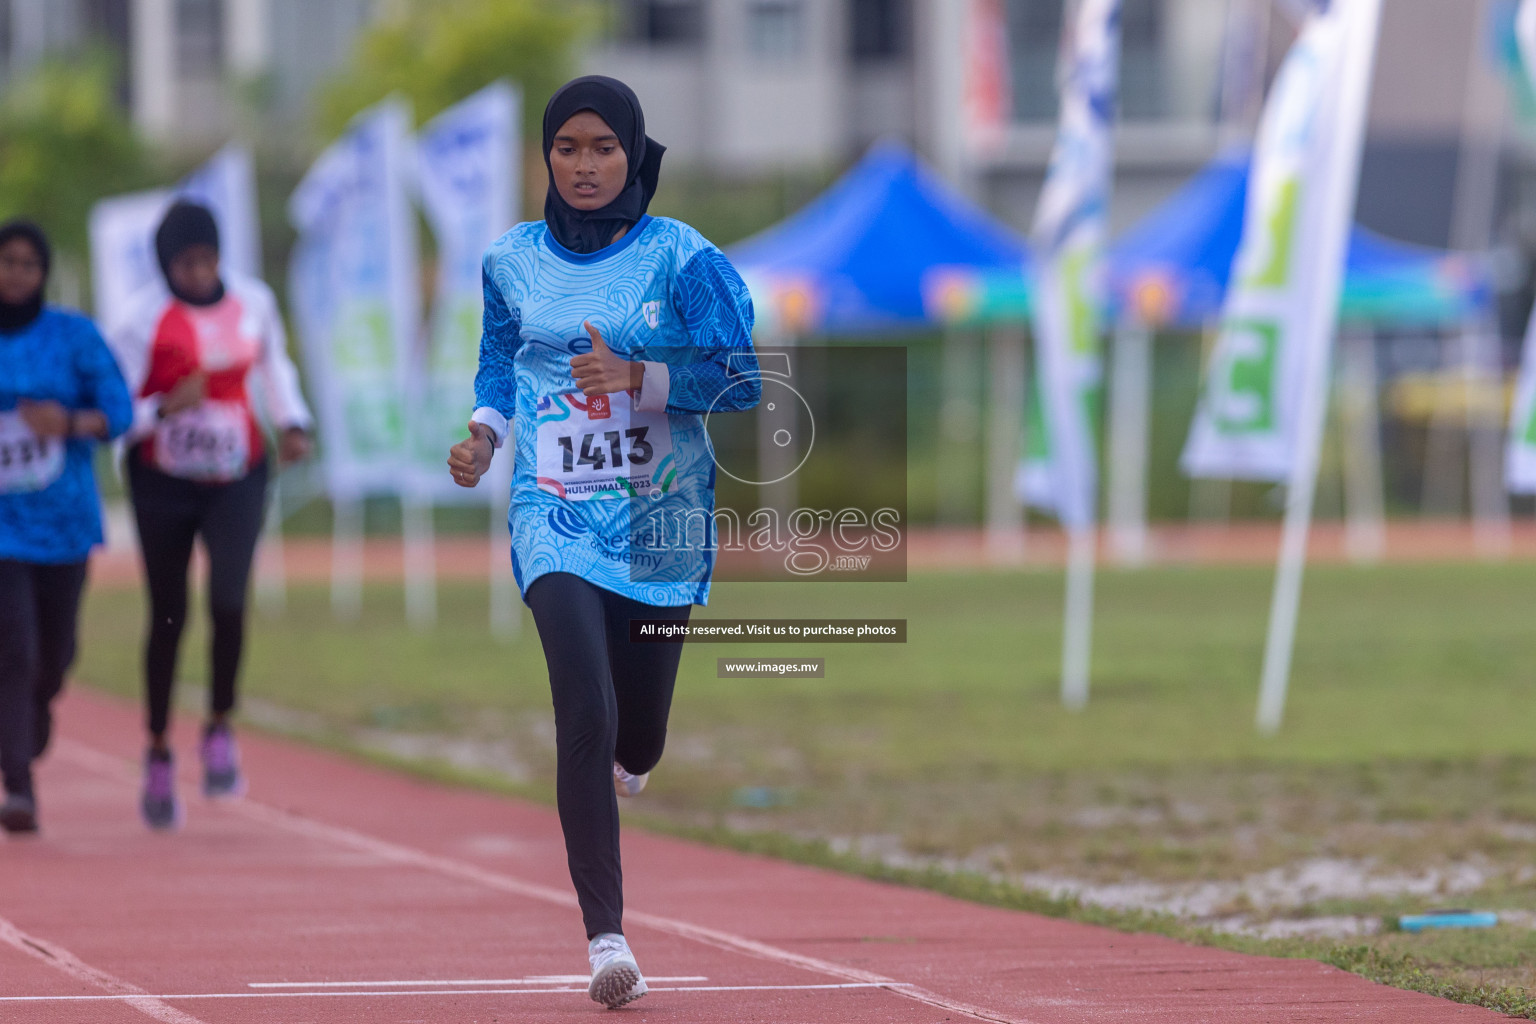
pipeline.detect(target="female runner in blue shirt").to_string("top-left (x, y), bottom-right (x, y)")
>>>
top-left (0, 220), bottom-right (132, 833)
top-left (447, 76), bottom-right (759, 1008)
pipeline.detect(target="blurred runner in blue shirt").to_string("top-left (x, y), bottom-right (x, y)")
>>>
top-left (0, 219), bottom-right (132, 834)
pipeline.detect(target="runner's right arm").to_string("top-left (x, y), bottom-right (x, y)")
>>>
top-left (469, 263), bottom-right (523, 450)
top-left (104, 301), bottom-right (160, 442)
top-left (105, 296), bottom-right (190, 443)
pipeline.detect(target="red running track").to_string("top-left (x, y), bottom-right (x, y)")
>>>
top-left (0, 688), bottom-right (1506, 1024)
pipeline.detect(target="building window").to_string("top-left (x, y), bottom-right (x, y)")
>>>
top-left (176, 0), bottom-right (223, 76)
top-left (1008, 0), bottom-right (1169, 123)
top-left (747, 0), bottom-right (803, 60)
top-left (621, 0), bottom-right (704, 46)
top-left (82, 0), bottom-right (132, 46)
top-left (1119, 0), bottom-right (1163, 120)
top-left (0, 0), bottom-right (12, 76)
top-left (850, 0), bottom-right (907, 62)
top-left (81, 0), bottom-right (133, 104)
top-left (1006, 0), bottom-right (1064, 122)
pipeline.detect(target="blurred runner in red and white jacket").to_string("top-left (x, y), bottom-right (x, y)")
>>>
top-left (108, 200), bottom-right (313, 831)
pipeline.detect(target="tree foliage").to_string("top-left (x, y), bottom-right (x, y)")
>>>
top-left (0, 52), bottom-right (155, 266)
top-left (315, 0), bottom-right (592, 141)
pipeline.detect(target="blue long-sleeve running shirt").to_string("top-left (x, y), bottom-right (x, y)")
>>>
top-left (0, 308), bottom-right (133, 564)
top-left (471, 215), bottom-right (760, 607)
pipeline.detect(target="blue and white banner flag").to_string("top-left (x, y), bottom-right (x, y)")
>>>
top-left (413, 82), bottom-right (520, 499)
top-left (1019, 0), bottom-right (1120, 529)
top-left (288, 99), bottom-right (421, 497)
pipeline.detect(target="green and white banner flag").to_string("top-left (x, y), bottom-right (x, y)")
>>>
top-left (1018, 0), bottom-right (1120, 529)
top-left (1507, 0), bottom-right (1536, 492)
top-left (288, 99), bottom-right (421, 498)
top-left (1182, 0), bottom-right (1366, 481)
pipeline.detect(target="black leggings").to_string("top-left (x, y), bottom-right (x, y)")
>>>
top-left (525, 572), bottom-right (691, 939)
top-left (0, 559), bottom-right (88, 797)
top-left (127, 456), bottom-right (267, 739)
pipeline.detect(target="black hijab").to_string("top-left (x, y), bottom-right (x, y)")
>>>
top-left (155, 200), bottom-right (225, 305)
top-left (0, 219), bottom-right (50, 332)
top-left (542, 76), bottom-right (665, 255)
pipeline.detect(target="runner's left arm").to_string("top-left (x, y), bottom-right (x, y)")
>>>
top-left (72, 318), bottom-right (133, 440)
top-left (659, 248), bottom-right (760, 416)
top-left (254, 287), bottom-right (314, 433)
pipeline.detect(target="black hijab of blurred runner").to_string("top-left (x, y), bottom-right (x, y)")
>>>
top-left (0, 219), bottom-right (51, 331)
top-left (154, 200), bottom-right (225, 306)
top-left (542, 75), bottom-right (666, 254)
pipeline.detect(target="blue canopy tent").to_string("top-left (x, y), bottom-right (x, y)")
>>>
top-left (730, 141), bottom-right (1030, 335)
top-left (1104, 150), bottom-right (1494, 329)
top-left (923, 149), bottom-right (1495, 330)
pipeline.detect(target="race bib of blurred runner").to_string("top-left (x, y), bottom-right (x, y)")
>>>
top-left (534, 392), bottom-right (674, 501)
top-left (155, 400), bottom-right (249, 482)
top-left (0, 410), bottom-right (64, 493)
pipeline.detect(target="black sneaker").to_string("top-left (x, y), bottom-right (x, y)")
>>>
top-left (141, 750), bottom-right (182, 830)
top-left (1, 793), bottom-right (38, 834)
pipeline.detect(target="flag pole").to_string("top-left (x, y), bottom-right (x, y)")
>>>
top-left (1257, 0), bottom-right (1383, 734)
top-left (402, 484), bottom-right (438, 629)
top-left (1061, 524), bottom-right (1096, 709)
top-left (1107, 316), bottom-right (1152, 565)
top-left (1339, 328), bottom-right (1386, 564)
top-left (331, 490), bottom-right (364, 623)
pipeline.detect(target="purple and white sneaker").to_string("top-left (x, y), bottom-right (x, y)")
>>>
top-left (141, 751), bottom-right (182, 830)
top-left (200, 724), bottom-right (246, 799)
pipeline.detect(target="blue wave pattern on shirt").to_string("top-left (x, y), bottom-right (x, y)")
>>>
top-left (666, 248), bottom-right (762, 415)
top-left (0, 308), bottom-right (132, 563)
top-left (473, 271), bottom-right (522, 423)
top-left (476, 217), bottom-right (759, 607)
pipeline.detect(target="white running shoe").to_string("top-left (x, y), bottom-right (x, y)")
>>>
top-left (587, 932), bottom-right (647, 1008)
top-left (613, 761), bottom-right (648, 798)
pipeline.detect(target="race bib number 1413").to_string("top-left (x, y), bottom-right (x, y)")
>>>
top-left (534, 392), bottom-right (674, 501)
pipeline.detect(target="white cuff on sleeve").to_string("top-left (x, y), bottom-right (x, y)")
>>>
top-left (129, 395), bottom-right (163, 441)
top-left (470, 407), bottom-right (510, 448)
top-left (633, 361), bottom-right (670, 413)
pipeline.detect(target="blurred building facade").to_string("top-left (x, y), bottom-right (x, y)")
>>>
top-left (0, 0), bottom-right (1521, 256)
top-left (585, 0), bottom-right (1511, 252)
top-left (0, 0), bottom-right (378, 143)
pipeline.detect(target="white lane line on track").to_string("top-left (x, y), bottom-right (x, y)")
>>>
top-left (56, 739), bottom-right (1038, 1024)
top-left (248, 975), bottom-right (709, 987)
top-left (0, 915), bottom-right (211, 1024)
top-left (0, 982), bottom-right (890, 1002)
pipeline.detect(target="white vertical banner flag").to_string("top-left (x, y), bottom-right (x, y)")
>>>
top-left (1181, 0), bottom-right (1370, 482)
top-left (413, 81), bottom-right (520, 499)
top-left (1181, 0), bottom-right (1380, 732)
top-left (288, 98), bottom-right (421, 498)
top-left (1505, 0), bottom-right (1536, 492)
top-left (1021, 0), bottom-right (1120, 710)
top-left (1020, 0), bottom-right (1118, 530)
top-left (89, 144), bottom-right (262, 331)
